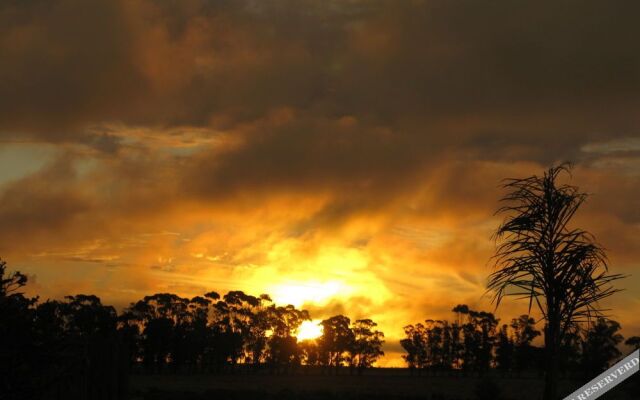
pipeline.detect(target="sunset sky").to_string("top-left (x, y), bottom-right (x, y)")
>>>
top-left (1, 0), bottom-right (639, 365)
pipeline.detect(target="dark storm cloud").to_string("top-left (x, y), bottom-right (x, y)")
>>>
top-left (0, 0), bottom-right (147, 137)
top-left (0, 155), bottom-right (94, 252)
top-left (1, 0), bottom-right (638, 149)
top-left (1, 0), bottom-right (639, 258)
top-left (0, 146), bottom-right (183, 255)
top-left (185, 113), bottom-right (432, 196)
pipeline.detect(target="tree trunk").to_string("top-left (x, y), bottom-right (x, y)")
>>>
top-left (543, 314), bottom-right (560, 400)
top-left (543, 348), bottom-right (559, 400)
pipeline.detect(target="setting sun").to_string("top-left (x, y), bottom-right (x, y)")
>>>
top-left (297, 320), bottom-right (323, 341)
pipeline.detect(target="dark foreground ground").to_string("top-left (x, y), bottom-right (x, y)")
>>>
top-left (129, 369), bottom-right (638, 400)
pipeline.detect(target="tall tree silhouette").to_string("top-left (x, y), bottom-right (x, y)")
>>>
top-left (401, 305), bottom-right (504, 374)
top-left (267, 304), bottom-right (310, 371)
top-left (581, 318), bottom-right (624, 375)
top-left (557, 323), bottom-right (582, 373)
top-left (348, 319), bottom-right (385, 374)
top-left (488, 164), bottom-right (625, 400)
top-left (510, 315), bottom-right (541, 372)
top-left (319, 315), bottom-right (354, 371)
top-left (126, 293), bottom-right (190, 371)
top-left (231, 291), bottom-right (273, 366)
top-left (1, 260), bottom-right (37, 399)
top-left (400, 323), bottom-right (428, 371)
top-left (495, 324), bottom-right (514, 371)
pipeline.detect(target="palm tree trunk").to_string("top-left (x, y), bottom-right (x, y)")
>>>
top-left (543, 314), bottom-right (560, 400)
top-left (543, 348), bottom-right (559, 400)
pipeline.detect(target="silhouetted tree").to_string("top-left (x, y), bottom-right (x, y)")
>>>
top-left (28, 293), bottom-right (124, 399)
top-left (348, 319), bottom-right (385, 374)
top-left (267, 304), bottom-right (310, 372)
top-left (400, 323), bottom-right (428, 371)
top-left (440, 321), bottom-right (456, 369)
top-left (126, 293), bottom-right (189, 371)
top-left (424, 320), bottom-right (446, 369)
top-left (320, 315), bottom-right (354, 371)
top-left (0, 260), bottom-right (28, 297)
top-left (510, 315), bottom-right (540, 372)
top-left (61, 295), bottom-right (121, 398)
top-left (557, 323), bottom-right (583, 373)
top-left (581, 318), bottom-right (624, 375)
top-left (495, 324), bottom-right (514, 371)
top-left (219, 291), bottom-right (271, 366)
top-left (1, 260), bottom-right (38, 399)
top-left (488, 164), bottom-right (625, 400)
top-left (209, 295), bottom-right (244, 368)
top-left (471, 310), bottom-right (498, 372)
top-left (401, 305), bottom-right (506, 374)
top-left (453, 306), bottom-right (498, 372)
top-left (117, 310), bottom-right (142, 370)
top-left (182, 296), bottom-right (212, 371)
top-left (450, 306), bottom-right (467, 369)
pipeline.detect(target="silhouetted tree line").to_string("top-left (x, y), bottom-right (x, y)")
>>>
top-left (401, 304), bottom-right (634, 378)
top-left (119, 291), bottom-right (384, 375)
top-left (0, 260), bottom-right (384, 400)
top-left (302, 315), bottom-right (384, 374)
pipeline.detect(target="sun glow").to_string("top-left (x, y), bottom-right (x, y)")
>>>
top-left (270, 280), bottom-right (346, 308)
top-left (297, 320), bottom-right (323, 341)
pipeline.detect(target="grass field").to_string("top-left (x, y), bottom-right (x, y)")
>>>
top-left (128, 369), bottom-right (637, 400)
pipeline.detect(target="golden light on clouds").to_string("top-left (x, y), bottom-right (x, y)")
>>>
top-left (270, 281), bottom-right (346, 308)
top-left (246, 244), bottom-right (395, 310)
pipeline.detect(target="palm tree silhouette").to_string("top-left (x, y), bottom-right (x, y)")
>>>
top-left (488, 164), bottom-right (625, 400)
